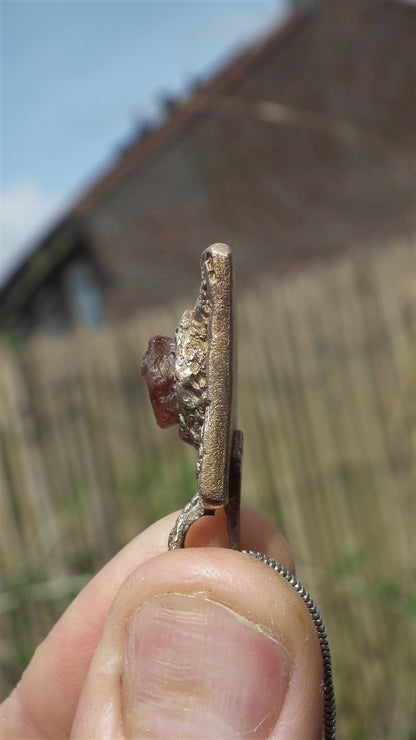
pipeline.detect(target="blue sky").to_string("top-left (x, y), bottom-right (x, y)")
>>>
top-left (1, 0), bottom-right (289, 284)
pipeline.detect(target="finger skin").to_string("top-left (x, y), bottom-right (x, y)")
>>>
top-left (72, 548), bottom-right (323, 739)
top-left (0, 508), bottom-right (295, 738)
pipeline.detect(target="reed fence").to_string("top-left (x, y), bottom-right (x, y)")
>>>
top-left (1, 242), bottom-right (415, 738)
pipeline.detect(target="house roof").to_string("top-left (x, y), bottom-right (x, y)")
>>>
top-left (2, 0), bottom-right (416, 326)
top-left (71, 10), bottom-right (304, 218)
top-left (0, 8), bottom-right (304, 318)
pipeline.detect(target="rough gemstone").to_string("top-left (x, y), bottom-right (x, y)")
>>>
top-left (140, 335), bottom-right (179, 429)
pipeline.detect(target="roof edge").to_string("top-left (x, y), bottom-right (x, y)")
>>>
top-left (70, 8), bottom-right (308, 216)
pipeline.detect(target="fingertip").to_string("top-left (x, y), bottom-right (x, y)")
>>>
top-left (185, 506), bottom-right (295, 574)
top-left (73, 548), bottom-right (323, 739)
top-left (3, 507), bottom-right (298, 738)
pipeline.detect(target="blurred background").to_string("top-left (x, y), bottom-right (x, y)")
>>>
top-left (1, 1), bottom-right (415, 736)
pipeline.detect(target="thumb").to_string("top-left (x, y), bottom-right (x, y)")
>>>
top-left (72, 548), bottom-right (323, 739)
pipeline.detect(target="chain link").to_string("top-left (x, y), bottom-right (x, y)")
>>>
top-left (243, 550), bottom-right (336, 740)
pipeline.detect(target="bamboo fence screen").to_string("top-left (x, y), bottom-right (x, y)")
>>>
top-left (0, 242), bottom-right (415, 737)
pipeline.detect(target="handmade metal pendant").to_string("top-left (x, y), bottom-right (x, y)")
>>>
top-left (140, 243), bottom-right (336, 739)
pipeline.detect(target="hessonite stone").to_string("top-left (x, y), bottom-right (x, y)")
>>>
top-left (140, 335), bottom-right (179, 429)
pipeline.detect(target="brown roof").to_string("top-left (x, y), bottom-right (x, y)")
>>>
top-left (2, 0), bottom-right (416, 326)
top-left (71, 10), bottom-right (305, 216)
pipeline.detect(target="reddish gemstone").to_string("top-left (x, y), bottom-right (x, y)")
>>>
top-left (140, 335), bottom-right (179, 429)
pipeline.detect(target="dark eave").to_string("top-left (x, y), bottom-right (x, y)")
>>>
top-left (0, 220), bottom-right (82, 327)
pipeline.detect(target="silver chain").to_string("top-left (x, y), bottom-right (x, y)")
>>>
top-left (243, 550), bottom-right (336, 740)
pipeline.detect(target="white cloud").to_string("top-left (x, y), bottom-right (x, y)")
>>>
top-left (0, 181), bottom-right (62, 285)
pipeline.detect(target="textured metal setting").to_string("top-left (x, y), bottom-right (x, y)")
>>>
top-left (168, 243), bottom-right (239, 549)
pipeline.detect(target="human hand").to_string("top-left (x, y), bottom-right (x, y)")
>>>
top-left (1, 508), bottom-right (324, 738)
